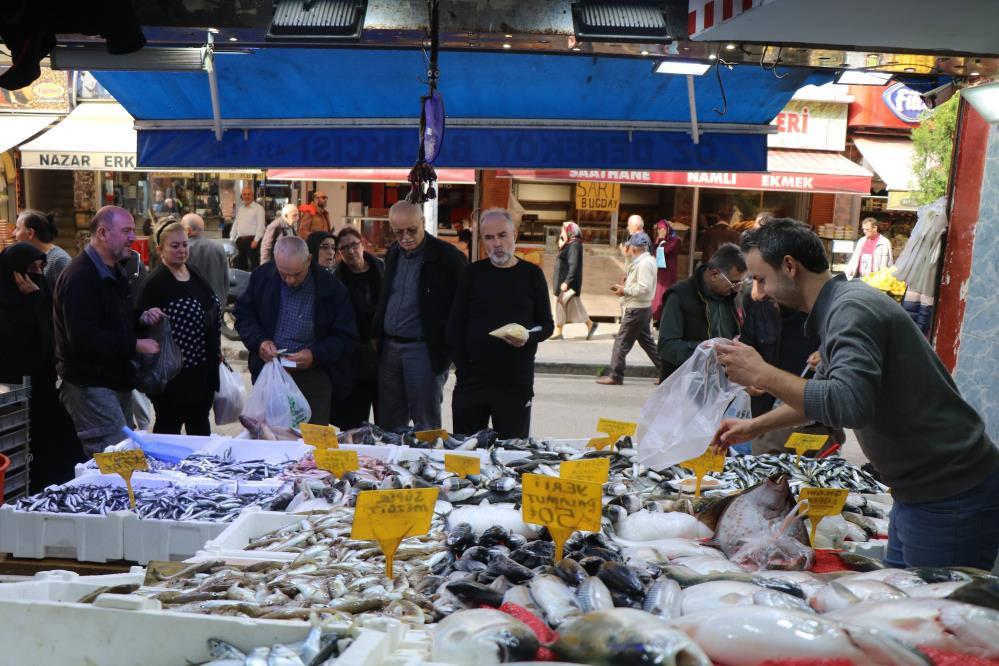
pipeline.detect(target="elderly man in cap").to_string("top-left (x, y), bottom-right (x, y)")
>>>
top-left (598, 232), bottom-right (662, 385)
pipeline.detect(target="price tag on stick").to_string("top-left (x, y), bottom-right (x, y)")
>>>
top-left (560, 458), bottom-right (610, 485)
top-left (300, 423), bottom-right (339, 449)
top-left (351, 488), bottom-right (438, 578)
top-left (313, 449), bottom-right (359, 478)
top-left (94, 450), bottom-right (148, 509)
top-left (799, 487), bottom-right (849, 545)
top-left (522, 473), bottom-right (602, 561)
top-left (785, 432), bottom-right (829, 465)
top-left (444, 453), bottom-right (480, 478)
top-left (415, 429), bottom-right (448, 444)
top-left (587, 418), bottom-right (637, 451)
top-left (679, 449), bottom-right (726, 497)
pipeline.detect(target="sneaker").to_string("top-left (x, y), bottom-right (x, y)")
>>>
top-left (596, 376), bottom-right (622, 385)
top-left (586, 322), bottom-right (599, 341)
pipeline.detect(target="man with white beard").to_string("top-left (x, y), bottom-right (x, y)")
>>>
top-left (447, 208), bottom-right (554, 438)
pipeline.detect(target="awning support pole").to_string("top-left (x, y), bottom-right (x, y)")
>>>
top-left (689, 186), bottom-right (700, 277)
top-left (204, 33), bottom-right (223, 142)
top-left (686, 75), bottom-right (700, 145)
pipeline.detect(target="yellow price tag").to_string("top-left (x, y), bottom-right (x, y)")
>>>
top-left (351, 488), bottom-right (438, 578)
top-left (444, 453), bottom-right (480, 478)
top-left (588, 418), bottom-right (637, 450)
top-left (313, 449), bottom-right (359, 478)
top-left (799, 487), bottom-right (849, 546)
top-left (414, 429), bottom-right (448, 444)
top-left (560, 458), bottom-right (610, 485)
top-left (521, 473), bottom-right (602, 562)
top-left (785, 432), bottom-right (829, 465)
top-left (93, 450), bottom-right (148, 509)
top-left (300, 423), bottom-right (339, 449)
top-left (679, 449), bottom-right (727, 497)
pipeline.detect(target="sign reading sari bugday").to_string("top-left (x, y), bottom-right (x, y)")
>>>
top-left (575, 181), bottom-right (620, 212)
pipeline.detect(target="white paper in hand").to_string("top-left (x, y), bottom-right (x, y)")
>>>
top-left (636, 338), bottom-right (747, 470)
top-left (488, 323), bottom-right (531, 343)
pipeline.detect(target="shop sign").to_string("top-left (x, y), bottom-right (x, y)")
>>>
top-left (882, 83), bottom-right (926, 124)
top-left (0, 68), bottom-right (70, 113)
top-left (21, 151), bottom-right (137, 170)
top-left (887, 190), bottom-right (919, 211)
top-left (768, 101), bottom-right (848, 151)
top-left (575, 181), bottom-right (620, 211)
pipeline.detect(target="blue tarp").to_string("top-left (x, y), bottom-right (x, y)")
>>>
top-left (94, 48), bottom-right (832, 170)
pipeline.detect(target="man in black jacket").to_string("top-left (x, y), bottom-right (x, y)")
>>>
top-left (54, 206), bottom-right (164, 456)
top-left (234, 236), bottom-right (357, 425)
top-left (373, 201), bottom-right (468, 431)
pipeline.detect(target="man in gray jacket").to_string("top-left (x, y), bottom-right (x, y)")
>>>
top-left (182, 213), bottom-right (228, 308)
top-left (711, 218), bottom-right (998, 569)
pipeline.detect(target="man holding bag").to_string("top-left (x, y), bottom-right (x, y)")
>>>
top-left (235, 236), bottom-right (357, 425)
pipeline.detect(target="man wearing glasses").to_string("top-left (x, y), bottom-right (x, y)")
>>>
top-left (299, 191), bottom-right (332, 238)
top-left (373, 201), bottom-right (468, 430)
top-left (657, 242), bottom-right (747, 381)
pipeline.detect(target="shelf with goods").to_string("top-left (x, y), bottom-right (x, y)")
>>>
top-left (0, 378), bottom-right (31, 503)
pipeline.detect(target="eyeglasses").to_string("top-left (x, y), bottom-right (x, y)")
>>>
top-left (391, 226), bottom-right (421, 238)
top-left (318, 242), bottom-right (337, 251)
top-left (338, 241), bottom-right (362, 253)
top-left (717, 272), bottom-right (749, 290)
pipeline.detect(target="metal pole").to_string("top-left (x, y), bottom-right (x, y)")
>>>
top-left (686, 75), bottom-right (700, 145)
top-left (609, 210), bottom-right (619, 247)
top-left (689, 186), bottom-right (700, 277)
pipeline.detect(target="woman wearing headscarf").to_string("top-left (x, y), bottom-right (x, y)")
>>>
top-left (138, 223), bottom-right (222, 435)
top-left (0, 242), bottom-right (84, 492)
top-left (13, 209), bottom-right (72, 291)
top-left (551, 221), bottom-right (597, 340)
top-left (652, 219), bottom-right (682, 325)
top-left (306, 230), bottom-right (337, 273)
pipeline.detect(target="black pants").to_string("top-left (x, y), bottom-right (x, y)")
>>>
top-left (234, 236), bottom-right (260, 271)
top-left (332, 380), bottom-right (377, 431)
top-left (151, 398), bottom-right (212, 435)
top-left (452, 385), bottom-right (533, 439)
top-left (292, 367), bottom-right (333, 425)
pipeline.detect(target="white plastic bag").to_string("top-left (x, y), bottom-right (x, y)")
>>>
top-left (242, 358), bottom-right (311, 429)
top-left (213, 360), bottom-right (247, 425)
top-left (131, 390), bottom-right (152, 430)
top-left (637, 338), bottom-right (748, 470)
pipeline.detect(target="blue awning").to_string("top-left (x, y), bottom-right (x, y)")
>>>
top-left (94, 48), bottom-right (832, 171)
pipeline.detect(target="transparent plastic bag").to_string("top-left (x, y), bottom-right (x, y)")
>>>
top-left (242, 358), bottom-right (311, 430)
top-left (637, 338), bottom-right (749, 469)
top-left (133, 318), bottom-right (183, 396)
top-left (730, 501), bottom-right (814, 572)
top-left (213, 360), bottom-right (246, 425)
top-left (131, 390), bottom-right (152, 430)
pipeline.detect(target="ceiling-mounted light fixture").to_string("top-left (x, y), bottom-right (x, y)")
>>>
top-left (50, 44), bottom-right (208, 71)
top-left (834, 70), bottom-right (894, 86)
top-left (653, 59), bottom-right (712, 76)
top-left (962, 80), bottom-right (999, 124)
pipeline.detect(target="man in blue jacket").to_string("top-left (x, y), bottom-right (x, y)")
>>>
top-left (235, 235), bottom-right (357, 425)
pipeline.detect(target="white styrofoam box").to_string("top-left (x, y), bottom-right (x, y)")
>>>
top-left (0, 504), bottom-right (127, 562)
top-left (199, 509), bottom-right (304, 562)
top-left (203, 437), bottom-right (311, 465)
top-left (62, 471), bottom-right (237, 493)
top-left (0, 568), bottom-right (146, 602)
top-left (0, 595), bottom-right (317, 666)
top-left (339, 619), bottom-right (439, 666)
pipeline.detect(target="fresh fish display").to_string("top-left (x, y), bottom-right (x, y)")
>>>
top-left (80, 452), bottom-right (292, 481)
top-left (718, 453), bottom-right (889, 493)
top-left (553, 608), bottom-right (711, 665)
top-left (239, 415), bottom-right (300, 441)
top-left (432, 609), bottom-right (539, 664)
top-left (193, 623), bottom-right (354, 666)
top-left (13, 484), bottom-right (279, 521)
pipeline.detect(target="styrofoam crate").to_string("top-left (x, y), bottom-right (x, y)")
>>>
top-left (0, 568), bottom-right (146, 602)
top-left (203, 437), bottom-right (311, 465)
top-left (338, 619), bottom-right (440, 666)
top-left (0, 595), bottom-right (318, 666)
top-left (198, 509), bottom-right (304, 562)
top-left (0, 504), bottom-right (127, 562)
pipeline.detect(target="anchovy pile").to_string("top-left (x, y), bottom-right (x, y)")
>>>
top-left (14, 484), bottom-right (280, 521)
top-left (80, 452), bottom-right (292, 481)
top-left (719, 453), bottom-right (888, 494)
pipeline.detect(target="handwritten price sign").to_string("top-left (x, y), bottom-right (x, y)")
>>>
top-left (313, 449), bottom-right (359, 478)
top-left (522, 473), bottom-right (602, 561)
top-left (679, 449), bottom-right (726, 497)
top-left (587, 417), bottom-right (637, 451)
top-left (785, 432), bottom-right (829, 465)
top-left (444, 454), bottom-right (480, 478)
top-left (799, 487), bottom-right (849, 546)
top-left (300, 423), bottom-right (339, 449)
top-left (352, 488), bottom-right (438, 577)
top-left (560, 458), bottom-right (610, 485)
top-left (93, 450), bottom-right (148, 509)
top-left (414, 429), bottom-right (448, 444)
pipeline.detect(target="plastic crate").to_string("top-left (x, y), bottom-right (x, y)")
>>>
top-left (4, 447), bottom-right (29, 474)
top-left (0, 428), bottom-right (28, 455)
top-left (0, 381), bottom-right (30, 409)
top-left (4, 467), bottom-right (29, 499)
top-left (0, 405), bottom-right (29, 433)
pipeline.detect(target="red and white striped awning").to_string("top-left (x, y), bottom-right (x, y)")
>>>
top-left (266, 168), bottom-right (476, 184)
top-left (688, 0), bottom-right (759, 37)
top-left (499, 150), bottom-right (872, 195)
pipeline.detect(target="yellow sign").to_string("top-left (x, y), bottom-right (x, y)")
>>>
top-left (799, 487), bottom-right (849, 545)
top-left (93, 450), bottom-right (149, 509)
top-left (313, 449), bottom-right (359, 478)
top-left (887, 190), bottom-right (919, 211)
top-left (785, 432), bottom-right (828, 465)
top-left (575, 181), bottom-right (621, 212)
top-left (522, 473), bottom-right (602, 561)
top-left (679, 449), bottom-right (727, 497)
top-left (351, 488), bottom-right (438, 577)
top-left (560, 458), bottom-right (610, 485)
top-left (444, 454), bottom-right (481, 478)
top-left (414, 429), bottom-right (448, 444)
top-left (300, 423), bottom-right (339, 449)
top-left (588, 418), bottom-right (637, 450)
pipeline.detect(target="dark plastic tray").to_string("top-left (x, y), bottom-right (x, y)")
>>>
top-left (0, 428), bottom-right (29, 455)
top-left (0, 406), bottom-right (29, 434)
top-left (0, 382), bottom-right (30, 409)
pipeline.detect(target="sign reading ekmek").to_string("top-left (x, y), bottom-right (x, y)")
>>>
top-left (21, 151), bottom-right (137, 170)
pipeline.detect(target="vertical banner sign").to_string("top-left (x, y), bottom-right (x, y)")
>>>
top-left (300, 423), bottom-right (339, 449)
top-left (521, 473), bottom-right (602, 561)
top-left (444, 453), bottom-right (480, 478)
top-left (352, 488), bottom-right (438, 578)
top-left (93, 450), bottom-right (148, 509)
top-left (560, 458), bottom-right (610, 485)
top-left (798, 487), bottom-right (849, 545)
top-left (588, 417), bottom-right (638, 451)
top-left (679, 449), bottom-right (727, 497)
top-left (575, 182), bottom-right (621, 212)
top-left (784, 433), bottom-right (828, 465)
top-left (313, 449), bottom-right (359, 478)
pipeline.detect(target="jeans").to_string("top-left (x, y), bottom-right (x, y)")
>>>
top-left (377, 339), bottom-right (446, 431)
top-left (885, 466), bottom-right (999, 569)
top-left (59, 381), bottom-right (135, 457)
top-left (608, 307), bottom-right (661, 380)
